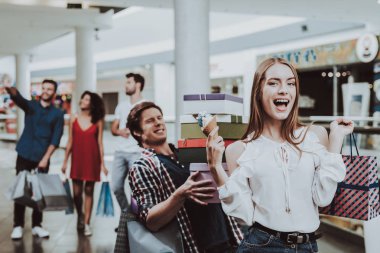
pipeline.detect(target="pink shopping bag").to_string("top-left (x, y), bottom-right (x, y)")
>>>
top-left (319, 134), bottom-right (380, 220)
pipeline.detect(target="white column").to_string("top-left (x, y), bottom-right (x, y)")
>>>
top-left (174, 0), bottom-right (209, 140)
top-left (73, 27), bottom-right (96, 114)
top-left (243, 59), bottom-right (256, 116)
top-left (153, 63), bottom-right (176, 143)
top-left (15, 54), bottom-right (31, 137)
top-left (364, 217), bottom-right (380, 253)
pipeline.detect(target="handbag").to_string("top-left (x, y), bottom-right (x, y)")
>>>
top-left (115, 156), bottom-right (185, 253)
top-left (96, 182), bottom-right (114, 217)
top-left (319, 134), bottom-right (380, 220)
top-left (127, 215), bottom-right (184, 253)
top-left (37, 173), bottom-right (70, 211)
top-left (114, 190), bottom-right (184, 253)
top-left (115, 198), bottom-right (185, 253)
top-left (5, 170), bottom-right (44, 210)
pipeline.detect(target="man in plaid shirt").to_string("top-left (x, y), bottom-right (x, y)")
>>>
top-left (126, 101), bottom-right (243, 253)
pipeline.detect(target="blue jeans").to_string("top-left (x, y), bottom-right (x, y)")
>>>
top-left (237, 227), bottom-right (319, 253)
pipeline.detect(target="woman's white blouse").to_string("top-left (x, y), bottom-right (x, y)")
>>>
top-left (218, 129), bottom-right (346, 233)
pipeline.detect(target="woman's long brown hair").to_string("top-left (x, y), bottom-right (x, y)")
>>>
top-left (242, 57), bottom-right (306, 148)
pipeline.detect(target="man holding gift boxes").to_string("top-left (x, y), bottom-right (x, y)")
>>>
top-left (126, 101), bottom-right (242, 253)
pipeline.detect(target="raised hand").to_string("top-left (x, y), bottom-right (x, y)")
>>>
top-left (330, 118), bottom-right (354, 137)
top-left (206, 126), bottom-right (225, 169)
top-left (328, 118), bottom-right (355, 153)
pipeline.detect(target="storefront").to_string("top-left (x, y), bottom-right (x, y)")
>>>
top-left (257, 33), bottom-right (380, 118)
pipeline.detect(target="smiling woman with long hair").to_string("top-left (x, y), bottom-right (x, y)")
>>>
top-left (62, 91), bottom-right (108, 236)
top-left (206, 58), bottom-right (354, 253)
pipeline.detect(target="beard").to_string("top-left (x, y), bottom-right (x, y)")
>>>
top-left (143, 136), bottom-right (167, 147)
top-left (41, 93), bottom-right (54, 102)
top-left (126, 87), bottom-right (136, 96)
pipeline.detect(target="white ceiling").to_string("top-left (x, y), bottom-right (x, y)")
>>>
top-left (121, 0), bottom-right (380, 25)
top-left (0, 0), bottom-right (378, 68)
top-left (31, 9), bottom-right (306, 62)
top-left (0, 2), bottom-right (112, 55)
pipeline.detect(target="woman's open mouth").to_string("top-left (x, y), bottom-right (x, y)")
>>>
top-left (273, 99), bottom-right (289, 111)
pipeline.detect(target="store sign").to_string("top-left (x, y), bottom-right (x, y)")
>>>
top-left (257, 36), bottom-right (380, 69)
top-left (356, 33), bottom-right (379, 63)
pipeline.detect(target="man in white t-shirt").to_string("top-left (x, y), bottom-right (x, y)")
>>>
top-left (111, 73), bottom-right (145, 213)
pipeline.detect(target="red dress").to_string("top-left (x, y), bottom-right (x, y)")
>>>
top-left (70, 118), bottom-right (101, 182)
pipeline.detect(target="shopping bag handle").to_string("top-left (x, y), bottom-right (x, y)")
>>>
top-left (340, 133), bottom-right (359, 158)
top-left (349, 133), bottom-right (359, 157)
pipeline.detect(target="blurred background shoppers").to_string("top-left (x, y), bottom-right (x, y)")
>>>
top-left (111, 73), bottom-right (145, 230)
top-left (6, 80), bottom-right (64, 240)
top-left (62, 91), bottom-right (108, 236)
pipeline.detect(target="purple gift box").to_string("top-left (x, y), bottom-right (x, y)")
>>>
top-left (190, 163), bottom-right (229, 203)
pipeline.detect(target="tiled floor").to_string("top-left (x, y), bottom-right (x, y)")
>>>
top-left (0, 138), bottom-right (366, 253)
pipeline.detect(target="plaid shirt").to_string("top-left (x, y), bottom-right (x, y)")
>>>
top-left (129, 147), bottom-right (243, 253)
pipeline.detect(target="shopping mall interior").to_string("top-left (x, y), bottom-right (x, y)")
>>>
top-left (0, 0), bottom-right (380, 252)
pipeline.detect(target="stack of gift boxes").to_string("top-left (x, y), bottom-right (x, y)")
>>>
top-left (178, 93), bottom-right (247, 203)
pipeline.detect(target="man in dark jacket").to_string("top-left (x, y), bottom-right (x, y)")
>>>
top-left (6, 79), bottom-right (64, 240)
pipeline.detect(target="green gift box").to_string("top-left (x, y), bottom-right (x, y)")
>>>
top-left (181, 123), bottom-right (247, 139)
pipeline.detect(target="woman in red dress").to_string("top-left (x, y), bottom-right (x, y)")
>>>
top-left (61, 91), bottom-right (108, 236)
